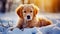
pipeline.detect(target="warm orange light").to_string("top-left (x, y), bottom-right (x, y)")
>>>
top-left (44, 0), bottom-right (52, 6)
top-left (18, 0), bottom-right (58, 13)
top-left (39, 0), bottom-right (53, 13)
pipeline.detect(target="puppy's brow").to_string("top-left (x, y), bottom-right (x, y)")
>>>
top-left (23, 10), bottom-right (26, 13)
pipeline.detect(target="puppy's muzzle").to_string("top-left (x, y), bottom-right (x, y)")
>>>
top-left (27, 15), bottom-right (30, 19)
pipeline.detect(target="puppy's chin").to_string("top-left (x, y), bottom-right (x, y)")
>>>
top-left (26, 19), bottom-right (32, 21)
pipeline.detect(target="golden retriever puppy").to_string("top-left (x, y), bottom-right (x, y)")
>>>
top-left (16, 4), bottom-right (52, 29)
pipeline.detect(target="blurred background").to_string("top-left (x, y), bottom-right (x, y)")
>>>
top-left (0, 0), bottom-right (60, 29)
top-left (0, 0), bottom-right (60, 30)
top-left (0, 0), bottom-right (60, 34)
top-left (0, 0), bottom-right (60, 13)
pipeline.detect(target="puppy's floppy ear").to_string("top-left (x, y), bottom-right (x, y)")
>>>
top-left (31, 4), bottom-right (39, 16)
top-left (16, 5), bottom-right (24, 18)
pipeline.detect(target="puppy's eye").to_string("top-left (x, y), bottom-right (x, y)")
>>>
top-left (30, 11), bottom-right (32, 13)
top-left (24, 11), bottom-right (26, 13)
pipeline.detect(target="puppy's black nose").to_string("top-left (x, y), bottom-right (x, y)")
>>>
top-left (27, 15), bottom-right (30, 19)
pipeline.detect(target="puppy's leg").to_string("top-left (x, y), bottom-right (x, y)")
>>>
top-left (39, 18), bottom-right (52, 27)
top-left (16, 19), bottom-right (25, 31)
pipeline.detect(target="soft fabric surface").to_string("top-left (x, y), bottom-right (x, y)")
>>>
top-left (0, 13), bottom-right (60, 34)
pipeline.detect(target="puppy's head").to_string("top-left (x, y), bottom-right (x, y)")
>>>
top-left (16, 4), bottom-right (39, 21)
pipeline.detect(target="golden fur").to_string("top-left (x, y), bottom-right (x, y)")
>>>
top-left (16, 4), bottom-right (52, 29)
